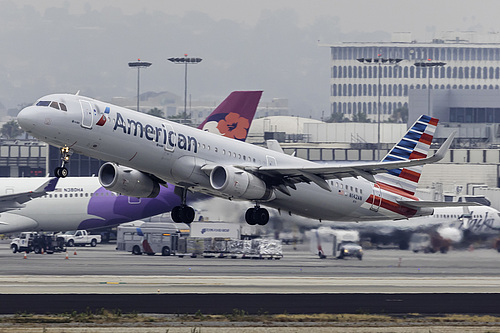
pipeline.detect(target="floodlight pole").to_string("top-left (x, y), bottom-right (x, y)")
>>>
top-left (414, 61), bottom-right (446, 118)
top-left (357, 57), bottom-right (402, 160)
top-left (128, 60), bottom-right (152, 112)
top-left (168, 55), bottom-right (202, 123)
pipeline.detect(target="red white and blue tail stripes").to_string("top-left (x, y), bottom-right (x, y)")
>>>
top-left (376, 115), bottom-right (439, 195)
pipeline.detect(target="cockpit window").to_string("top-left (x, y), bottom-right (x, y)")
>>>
top-left (50, 101), bottom-right (60, 110)
top-left (59, 103), bottom-right (67, 111)
top-left (36, 101), bottom-right (51, 107)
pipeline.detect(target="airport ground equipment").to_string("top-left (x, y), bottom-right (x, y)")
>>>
top-left (10, 232), bottom-right (65, 254)
top-left (308, 227), bottom-right (362, 259)
top-left (116, 222), bottom-right (186, 256)
top-left (58, 230), bottom-right (101, 247)
top-left (189, 222), bottom-right (241, 239)
top-left (177, 237), bottom-right (282, 259)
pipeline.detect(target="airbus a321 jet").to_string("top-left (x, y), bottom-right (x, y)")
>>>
top-left (0, 91), bottom-right (261, 234)
top-left (18, 92), bottom-right (458, 226)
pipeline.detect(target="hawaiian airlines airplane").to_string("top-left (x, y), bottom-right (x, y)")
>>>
top-left (0, 91), bottom-right (261, 234)
top-left (18, 92), bottom-right (459, 225)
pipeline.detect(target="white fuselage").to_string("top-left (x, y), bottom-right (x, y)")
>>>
top-left (18, 94), bottom-right (431, 222)
top-left (0, 177), bottom-right (187, 234)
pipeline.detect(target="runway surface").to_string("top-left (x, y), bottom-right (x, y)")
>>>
top-left (1, 241), bottom-right (500, 314)
top-left (1, 242), bottom-right (500, 293)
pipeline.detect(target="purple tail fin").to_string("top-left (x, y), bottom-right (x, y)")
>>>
top-left (198, 91), bottom-right (262, 141)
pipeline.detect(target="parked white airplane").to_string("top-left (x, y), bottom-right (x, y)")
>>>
top-left (0, 91), bottom-right (261, 234)
top-left (302, 204), bottom-right (500, 250)
top-left (18, 93), bottom-right (459, 225)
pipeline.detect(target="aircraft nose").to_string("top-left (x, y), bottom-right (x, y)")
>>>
top-left (17, 106), bottom-right (37, 132)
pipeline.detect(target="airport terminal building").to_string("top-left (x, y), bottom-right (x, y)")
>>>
top-left (327, 32), bottom-right (500, 121)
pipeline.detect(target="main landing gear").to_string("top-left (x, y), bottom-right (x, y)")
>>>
top-left (245, 205), bottom-right (269, 226)
top-left (171, 186), bottom-right (195, 224)
top-left (54, 147), bottom-right (72, 178)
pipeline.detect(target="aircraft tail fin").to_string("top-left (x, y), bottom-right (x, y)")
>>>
top-left (198, 91), bottom-right (262, 141)
top-left (376, 115), bottom-right (439, 195)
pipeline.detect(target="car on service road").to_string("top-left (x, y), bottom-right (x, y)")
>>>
top-left (338, 242), bottom-right (363, 260)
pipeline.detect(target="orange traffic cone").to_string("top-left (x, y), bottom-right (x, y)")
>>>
top-left (41, 248), bottom-right (44, 255)
top-left (23, 251), bottom-right (27, 259)
top-left (73, 248), bottom-right (77, 255)
top-left (65, 252), bottom-right (69, 259)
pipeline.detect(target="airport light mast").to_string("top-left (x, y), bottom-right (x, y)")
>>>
top-left (128, 59), bottom-right (152, 112)
top-left (168, 54), bottom-right (202, 124)
top-left (414, 60), bottom-right (446, 118)
top-left (357, 56), bottom-right (402, 160)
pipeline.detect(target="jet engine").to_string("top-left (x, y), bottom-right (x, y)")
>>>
top-left (209, 165), bottom-right (274, 200)
top-left (98, 162), bottom-right (160, 198)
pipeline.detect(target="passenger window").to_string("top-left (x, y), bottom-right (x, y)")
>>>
top-left (59, 103), bottom-right (67, 111)
top-left (50, 101), bottom-right (60, 110)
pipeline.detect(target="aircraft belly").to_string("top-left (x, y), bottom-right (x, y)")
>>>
top-left (269, 183), bottom-right (360, 221)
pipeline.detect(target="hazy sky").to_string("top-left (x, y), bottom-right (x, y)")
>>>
top-left (3, 1), bottom-right (500, 119)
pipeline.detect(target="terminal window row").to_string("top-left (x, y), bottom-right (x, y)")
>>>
top-left (331, 83), bottom-right (500, 97)
top-left (331, 46), bottom-right (500, 62)
top-left (330, 101), bottom-right (408, 115)
top-left (331, 65), bottom-right (500, 80)
top-left (449, 107), bottom-right (500, 123)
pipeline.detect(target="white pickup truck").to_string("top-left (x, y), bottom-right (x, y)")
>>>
top-left (58, 230), bottom-right (101, 247)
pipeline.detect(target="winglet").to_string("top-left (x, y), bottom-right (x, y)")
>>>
top-left (426, 131), bottom-right (456, 163)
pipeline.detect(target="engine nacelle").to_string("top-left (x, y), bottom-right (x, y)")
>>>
top-left (210, 165), bottom-right (274, 200)
top-left (98, 162), bottom-right (160, 198)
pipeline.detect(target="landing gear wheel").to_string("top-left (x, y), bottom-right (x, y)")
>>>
top-left (245, 207), bottom-right (269, 226)
top-left (254, 208), bottom-right (269, 226)
top-left (171, 205), bottom-right (195, 223)
top-left (171, 206), bottom-right (182, 223)
top-left (245, 208), bottom-right (257, 225)
top-left (54, 167), bottom-right (68, 178)
top-left (181, 206), bottom-right (195, 223)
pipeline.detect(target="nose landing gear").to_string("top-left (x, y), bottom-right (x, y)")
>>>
top-left (54, 147), bottom-right (71, 178)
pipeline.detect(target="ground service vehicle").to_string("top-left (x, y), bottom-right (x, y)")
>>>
top-left (58, 230), bottom-right (101, 247)
top-left (337, 241), bottom-right (363, 260)
top-left (11, 232), bottom-right (65, 254)
top-left (116, 222), bottom-right (187, 256)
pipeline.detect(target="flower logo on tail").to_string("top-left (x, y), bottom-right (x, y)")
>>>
top-left (216, 112), bottom-right (250, 140)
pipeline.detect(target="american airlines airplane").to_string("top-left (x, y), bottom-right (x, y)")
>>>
top-left (18, 92), bottom-right (459, 225)
top-left (0, 91), bottom-right (261, 234)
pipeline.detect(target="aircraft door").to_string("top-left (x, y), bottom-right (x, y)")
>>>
top-left (370, 183), bottom-right (382, 212)
top-left (80, 100), bottom-right (93, 129)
